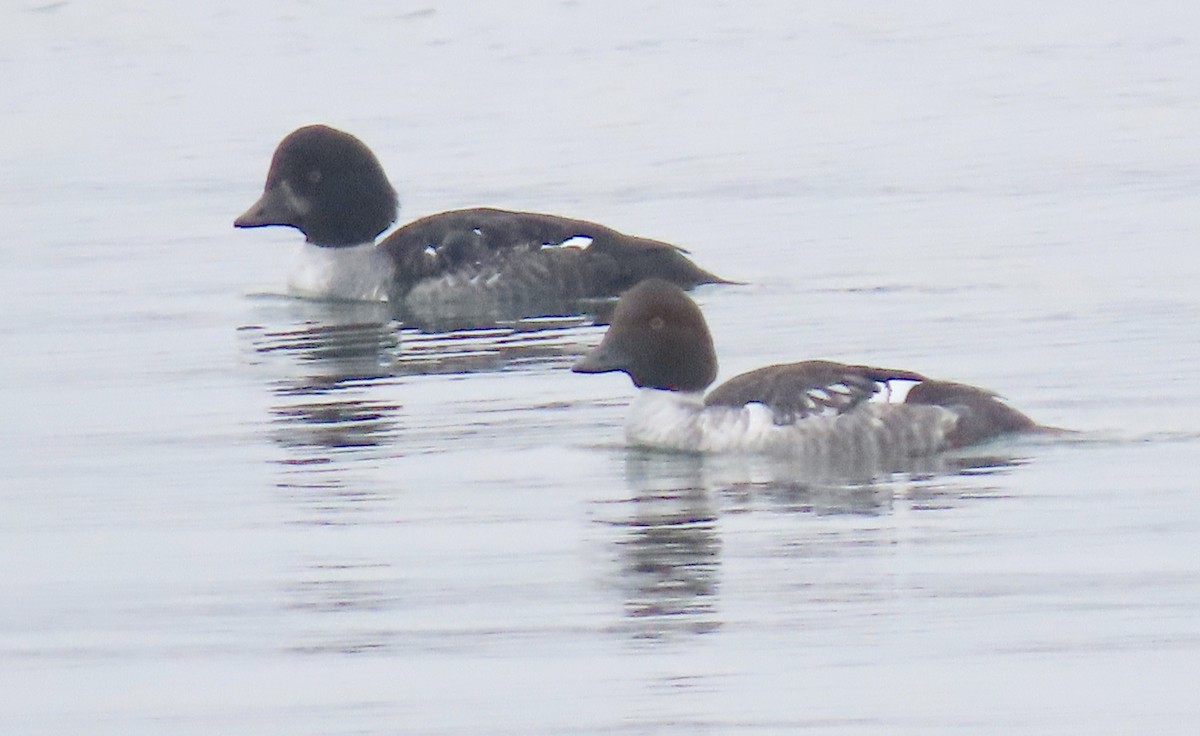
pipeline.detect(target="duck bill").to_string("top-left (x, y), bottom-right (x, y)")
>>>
top-left (233, 184), bottom-right (301, 229)
top-left (572, 340), bottom-right (627, 375)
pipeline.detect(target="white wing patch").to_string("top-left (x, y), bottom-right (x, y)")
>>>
top-left (559, 235), bottom-right (593, 250)
top-left (868, 379), bottom-right (916, 404)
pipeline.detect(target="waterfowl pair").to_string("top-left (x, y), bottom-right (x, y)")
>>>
top-left (236, 126), bottom-right (1040, 462)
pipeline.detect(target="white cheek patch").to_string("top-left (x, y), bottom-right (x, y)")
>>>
top-left (280, 180), bottom-right (312, 217)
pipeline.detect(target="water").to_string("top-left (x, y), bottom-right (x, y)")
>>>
top-left (3, 2), bottom-right (1200, 734)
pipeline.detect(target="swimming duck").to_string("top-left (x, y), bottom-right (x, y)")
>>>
top-left (573, 279), bottom-right (1040, 460)
top-left (234, 125), bottom-right (727, 326)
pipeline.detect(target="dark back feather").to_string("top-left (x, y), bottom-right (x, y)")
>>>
top-left (705, 360), bottom-right (927, 424)
top-left (379, 207), bottom-right (727, 297)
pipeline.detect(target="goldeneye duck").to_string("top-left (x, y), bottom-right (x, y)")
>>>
top-left (234, 125), bottom-right (728, 326)
top-left (573, 279), bottom-right (1040, 459)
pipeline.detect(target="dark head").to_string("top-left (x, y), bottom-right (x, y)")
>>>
top-left (572, 279), bottom-right (718, 392)
top-left (234, 125), bottom-right (398, 247)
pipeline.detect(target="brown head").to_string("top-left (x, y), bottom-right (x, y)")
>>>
top-left (572, 278), bottom-right (718, 392)
top-left (234, 125), bottom-right (398, 247)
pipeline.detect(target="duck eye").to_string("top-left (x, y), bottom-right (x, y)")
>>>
top-left (649, 316), bottom-right (665, 331)
top-left (307, 169), bottom-right (321, 184)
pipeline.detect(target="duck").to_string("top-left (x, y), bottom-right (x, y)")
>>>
top-left (572, 278), bottom-right (1042, 462)
top-left (234, 125), bottom-right (728, 327)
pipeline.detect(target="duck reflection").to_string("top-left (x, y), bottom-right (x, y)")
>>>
top-left (270, 399), bottom-right (402, 452)
top-left (605, 445), bottom-right (1031, 639)
top-left (241, 301), bottom-right (401, 463)
top-left (243, 296), bottom-right (599, 381)
top-left (242, 295), bottom-right (601, 464)
top-left (704, 449), bottom-right (1029, 515)
top-left (604, 451), bottom-right (722, 638)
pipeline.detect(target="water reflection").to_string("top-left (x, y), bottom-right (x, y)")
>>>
top-left (706, 450), bottom-right (1029, 515)
top-left (605, 452), bottom-right (722, 639)
top-left (240, 297), bottom-right (1039, 648)
top-left (287, 562), bottom-right (398, 613)
top-left (284, 560), bottom-right (402, 656)
top-left (241, 295), bottom-right (600, 464)
top-left (603, 445), bottom-right (1031, 639)
top-left (242, 310), bottom-right (405, 468)
top-left (270, 399), bottom-right (403, 451)
top-left (242, 296), bottom-right (598, 386)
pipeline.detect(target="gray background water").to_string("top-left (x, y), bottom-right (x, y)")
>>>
top-left (3, 2), bottom-right (1199, 734)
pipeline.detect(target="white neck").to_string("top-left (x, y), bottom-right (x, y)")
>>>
top-left (625, 388), bottom-right (782, 454)
top-left (625, 389), bottom-right (707, 451)
top-left (287, 241), bottom-right (394, 302)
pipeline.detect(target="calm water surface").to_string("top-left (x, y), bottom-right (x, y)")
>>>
top-left (3, 2), bottom-right (1199, 734)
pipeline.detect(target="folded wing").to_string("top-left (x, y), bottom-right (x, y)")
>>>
top-left (704, 360), bottom-right (927, 424)
top-left (379, 207), bottom-right (728, 297)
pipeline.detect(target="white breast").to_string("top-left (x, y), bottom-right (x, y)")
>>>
top-left (287, 242), bottom-right (394, 302)
top-left (624, 388), bottom-right (959, 464)
top-left (625, 390), bottom-right (779, 453)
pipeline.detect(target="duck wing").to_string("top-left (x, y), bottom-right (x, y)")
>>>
top-left (378, 207), bottom-right (727, 296)
top-left (704, 360), bottom-right (927, 424)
